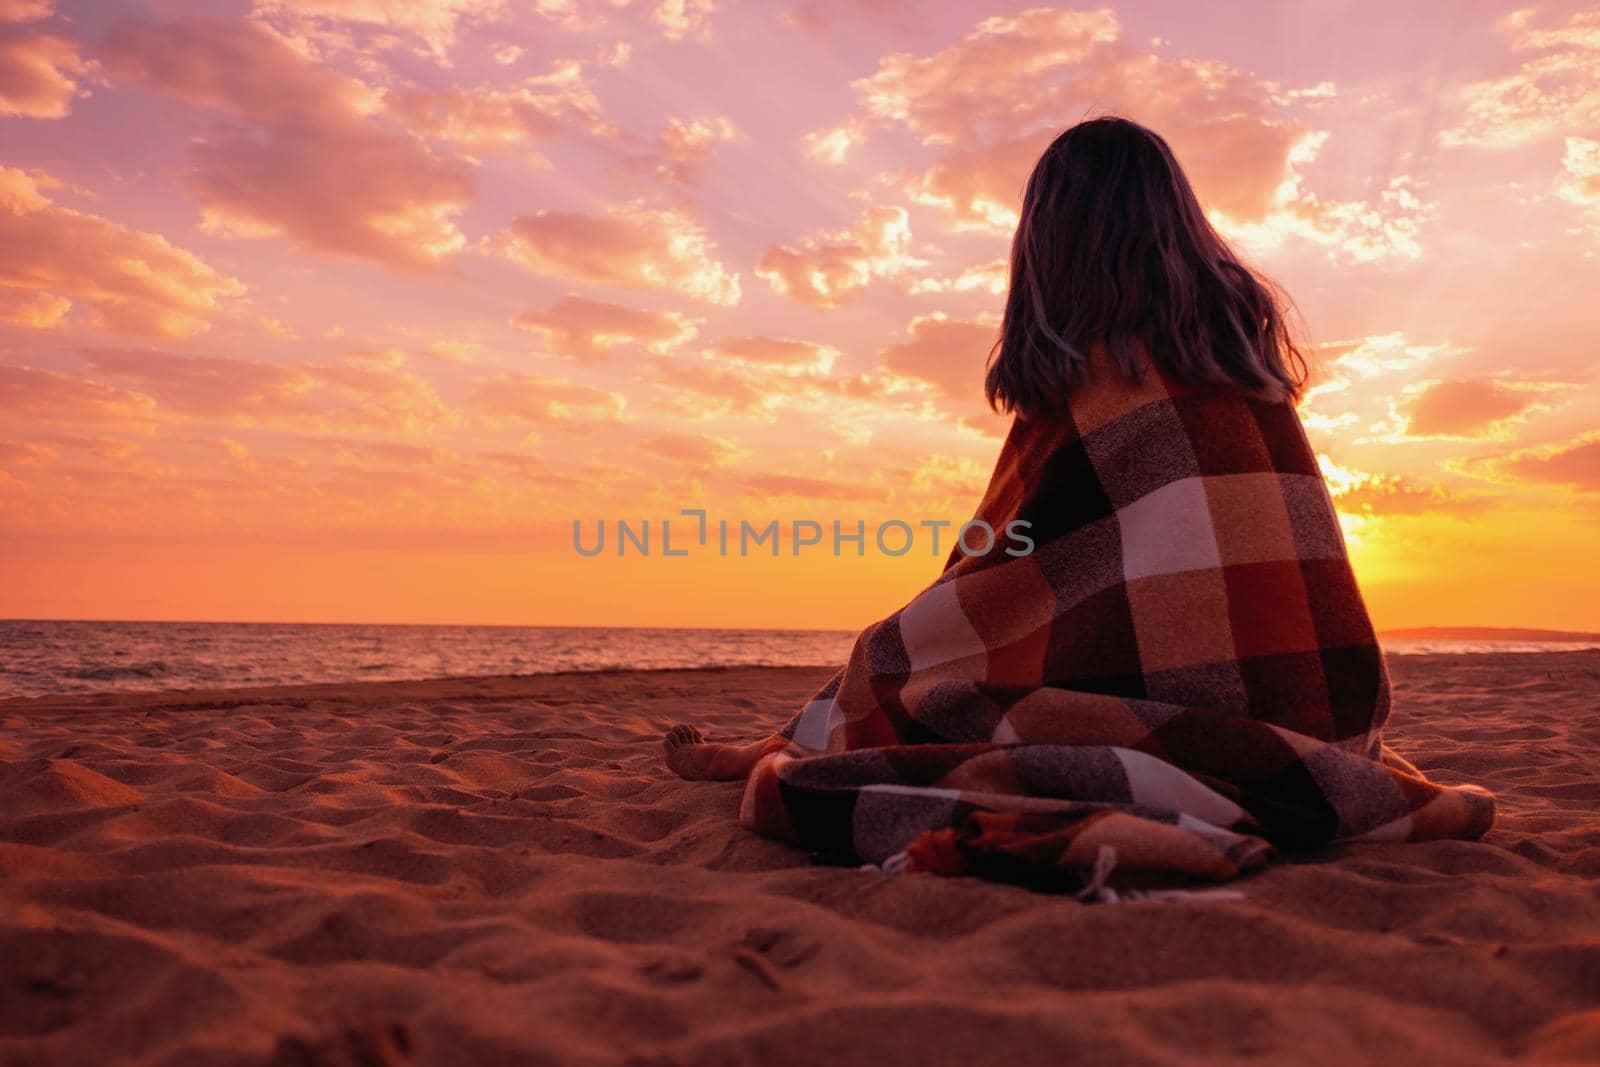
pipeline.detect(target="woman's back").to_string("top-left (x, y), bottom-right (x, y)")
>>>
top-left (952, 343), bottom-right (1387, 753)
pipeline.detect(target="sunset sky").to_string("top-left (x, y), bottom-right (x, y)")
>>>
top-left (1, 0), bottom-right (1597, 631)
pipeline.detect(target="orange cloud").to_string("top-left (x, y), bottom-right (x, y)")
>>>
top-left (0, 364), bottom-right (157, 425)
top-left (820, 9), bottom-right (1429, 262)
top-left (100, 17), bottom-right (473, 270)
top-left (468, 372), bottom-right (627, 424)
top-left (640, 430), bottom-right (742, 468)
top-left (702, 336), bottom-right (839, 374)
top-left (741, 471), bottom-right (883, 503)
top-left (0, 11), bottom-right (87, 119)
top-left (876, 312), bottom-right (996, 403)
top-left (1494, 433), bottom-right (1600, 492)
top-left (648, 357), bottom-right (770, 418)
top-left (72, 348), bottom-right (452, 433)
top-left (0, 287), bottom-right (69, 330)
top-left (844, 10), bottom-right (1300, 224)
top-left (756, 205), bottom-right (917, 307)
top-left (511, 293), bottom-right (698, 362)
top-left (0, 166), bottom-right (243, 337)
top-left (1316, 455), bottom-right (1478, 519)
top-left (500, 201), bottom-right (740, 305)
top-left (1403, 378), bottom-right (1570, 438)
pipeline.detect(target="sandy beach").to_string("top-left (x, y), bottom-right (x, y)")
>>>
top-left (1, 652), bottom-right (1596, 1066)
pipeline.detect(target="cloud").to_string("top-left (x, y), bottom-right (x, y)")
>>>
top-left (100, 17), bottom-right (474, 270)
top-left (802, 118), bottom-right (869, 165)
top-left (845, 10), bottom-right (1295, 221)
top-left (701, 336), bottom-right (839, 374)
top-left (1298, 333), bottom-right (1463, 440)
top-left (0, 166), bottom-right (244, 338)
top-left (1402, 378), bottom-right (1571, 439)
top-left (756, 205), bottom-right (919, 307)
top-left (625, 115), bottom-right (740, 187)
top-left (1557, 135), bottom-right (1600, 240)
top-left (648, 357), bottom-right (771, 418)
top-left (249, 0), bottom-right (508, 60)
top-left (511, 293), bottom-right (698, 362)
top-left (820, 9), bottom-right (1428, 263)
top-left (0, 2), bottom-right (54, 21)
top-left (876, 312), bottom-right (996, 403)
top-left (1442, 7), bottom-right (1600, 149)
top-left (740, 471), bottom-right (883, 503)
top-left (640, 430), bottom-right (742, 468)
top-left (389, 61), bottom-right (615, 157)
top-left (650, 0), bottom-right (715, 40)
top-left (1316, 454), bottom-right (1472, 518)
top-left (908, 257), bottom-right (1007, 296)
top-left (467, 372), bottom-right (627, 424)
top-left (0, 13), bottom-right (88, 118)
top-left (0, 287), bottom-right (69, 330)
top-left (500, 200), bottom-right (740, 305)
top-left (1489, 433), bottom-right (1600, 492)
top-left (0, 363), bottom-right (158, 425)
top-left (75, 347), bottom-right (452, 432)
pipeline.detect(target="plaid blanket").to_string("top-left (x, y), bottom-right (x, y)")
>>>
top-left (739, 352), bottom-right (1496, 889)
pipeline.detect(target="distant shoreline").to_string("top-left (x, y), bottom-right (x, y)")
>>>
top-left (6, 651), bottom-right (1600, 709)
top-left (5, 619), bottom-right (1599, 643)
top-left (1379, 626), bottom-right (1600, 643)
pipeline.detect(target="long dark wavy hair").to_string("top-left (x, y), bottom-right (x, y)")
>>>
top-left (986, 117), bottom-right (1307, 417)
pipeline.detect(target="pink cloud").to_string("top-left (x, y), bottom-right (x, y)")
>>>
top-left (390, 61), bottom-right (616, 156)
top-left (1442, 7), bottom-right (1600, 149)
top-left (0, 167), bottom-right (243, 338)
top-left (624, 114), bottom-right (740, 187)
top-left (756, 205), bottom-right (917, 308)
top-left (100, 17), bottom-right (473, 270)
top-left (0, 1), bottom-right (54, 21)
top-left (511, 294), bottom-right (698, 362)
top-left (501, 201), bottom-right (740, 305)
top-left (250, 0), bottom-right (507, 60)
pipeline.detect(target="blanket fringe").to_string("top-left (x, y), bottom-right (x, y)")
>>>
top-left (865, 844), bottom-right (1246, 904)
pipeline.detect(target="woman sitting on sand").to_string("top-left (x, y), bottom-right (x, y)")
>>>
top-left (663, 117), bottom-right (1494, 889)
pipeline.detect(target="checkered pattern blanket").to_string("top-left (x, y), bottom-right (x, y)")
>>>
top-left (739, 356), bottom-right (1496, 889)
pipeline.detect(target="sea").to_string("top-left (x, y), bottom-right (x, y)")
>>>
top-left (1, 619), bottom-right (1596, 699)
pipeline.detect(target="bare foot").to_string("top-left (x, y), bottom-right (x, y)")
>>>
top-left (662, 726), bottom-right (785, 781)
